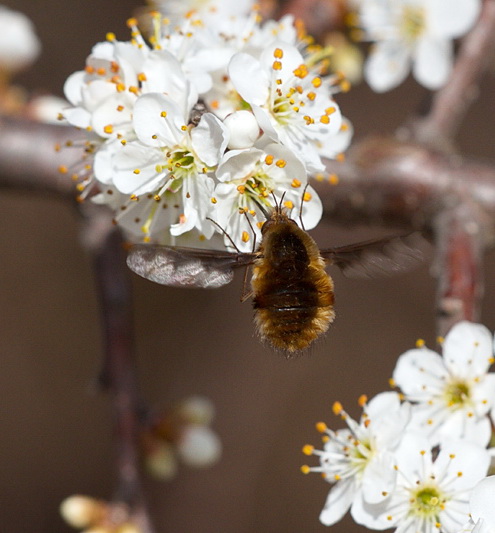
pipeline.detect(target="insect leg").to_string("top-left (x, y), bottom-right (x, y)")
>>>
top-left (206, 216), bottom-right (241, 253)
top-left (240, 266), bottom-right (253, 302)
top-left (298, 182), bottom-right (310, 231)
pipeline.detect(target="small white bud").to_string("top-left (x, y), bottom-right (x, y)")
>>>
top-left (178, 424), bottom-right (222, 468)
top-left (0, 7), bottom-right (41, 72)
top-left (59, 495), bottom-right (105, 528)
top-left (178, 396), bottom-right (215, 425)
top-left (224, 110), bottom-right (260, 149)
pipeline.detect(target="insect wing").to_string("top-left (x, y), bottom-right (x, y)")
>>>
top-left (127, 244), bottom-right (256, 289)
top-left (321, 233), bottom-right (427, 278)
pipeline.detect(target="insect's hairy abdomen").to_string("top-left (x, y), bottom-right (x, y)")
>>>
top-left (252, 221), bottom-right (335, 354)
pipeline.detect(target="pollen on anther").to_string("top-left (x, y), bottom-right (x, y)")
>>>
top-left (133, 169), bottom-right (141, 174)
top-left (358, 394), bottom-right (367, 407)
top-left (284, 200), bottom-right (294, 209)
top-left (138, 72), bottom-right (147, 82)
top-left (276, 159), bottom-right (287, 168)
top-left (303, 191), bottom-right (312, 202)
top-left (211, 197), bottom-right (217, 204)
top-left (58, 165), bottom-right (68, 174)
top-left (300, 465), bottom-right (310, 475)
top-left (315, 421), bottom-right (327, 433)
top-left (242, 231), bottom-right (250, 243)
top-left (237, 185), bottom-right (246, 194)
top-left (265, 154), bottom-right (274, 165)
top-left (104, 124), bottom-right (114, 134)
top-left (302, 444), bottom-right (314, 456)
top-left (160, 111), bottom-right (168, 118)
top-left (320, 115), bottom-right (330, 124)
top-left (312, 77), bottom-right (322, 88)
top-left (332, 402), bottom-right (343, 415)
top-left (106, 32), bottom-right (116, 42)
top-left (181, 125), bottom-right (188, 131)
top-left (273, 47), bottom-right (283, 59)
top-left (272, 60), bottom-right (282, 70)
top-left (416, 338), bottom-right (425, 348)
top-left (126, 17), bottom-right (138, 28)
top-left (291, 179), bottom-right (302, 188)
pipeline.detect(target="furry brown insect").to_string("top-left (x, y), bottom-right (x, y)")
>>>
top-left (127, 206), bottom-right (423, 355)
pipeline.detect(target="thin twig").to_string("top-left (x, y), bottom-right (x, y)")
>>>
top-left (91, 225), bottom-right (154, 533)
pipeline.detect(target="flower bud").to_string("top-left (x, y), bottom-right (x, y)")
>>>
top-left (224, 110), bottom-right (260, 149)
top-left (178, 424), bottom-right (222, 468)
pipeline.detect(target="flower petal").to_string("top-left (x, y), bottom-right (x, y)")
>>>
top-left (428, 0), bottom-right (481, 38)
top-left (364, 40), bottom-right (411, 92)
top-left (190, 113), bottom-right (229, 167)
top-left (319, 478), bottom-right (356, 526)
top-left (442, 321), bottom-right (494, 378)
top-left (470, 477), bottom-right (495, 527)
top-left (413, 36), bottom-right (452, 90)
top-left (228, 52), bottom-right (270, 105)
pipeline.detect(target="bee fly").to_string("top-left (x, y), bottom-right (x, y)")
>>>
top-left (127, 202), bottom-right (423, 355)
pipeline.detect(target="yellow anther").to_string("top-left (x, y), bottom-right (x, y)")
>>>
top-left (211, 197), bottom-right (217, 204)
top-left (138, 72), bottom-right (147, 82)
top-left (332, 401), bottom-right (343, 415)
top-left (337, 153), bottom-right (346, 162)
top-left (437, 336), bottom-right (445, 344)
top-left (128, 86), bottom-right (139, 95)
top-left (103, 124), bottom-right (114, 134)
top-left (276, 78), bottom-right (282, 85)
top-left (106, 32), bottom-right (116, 42)
top-left (325, 107), bottom-right (336, 115)
top-left (358, 394), bottom-right (368, 407)
top-left (291, 179), bottom-right (302, 188)
top-left (320, 115), bottom-right (330, 124)
top-left (293, 64), bottom-right (309, 78)
top-left (237, 185), bottom-right (246, 194)
top-left (329, 174), bottom-right (339, 185)
top-left (126, 17), bottom-right (138, 28)
top-left (265, 154), bottom-right (274, 165)
top-left (181, 125), bottom-right (188, 131)
top-left (302, 444), bottom-right (314, 456)
top-left (242, 231), bottom-right (250, 243)
top-left (160, 111), bottom-right (167, 118)
top-left (300, 465), bottom-right (310, 475)
top-left (284, 200), bottom-right (294, 209)
top-left (272, 60), bottom-right (282, 70)
top-left (152, 135), bottom-right (157, 140)
top-left (133, 169), bottom-right (141, 174)
top-left (76, 183), bottom-right (85, 192)
top-left (154, 194), bottom-right (161, 201)
top-left (276, 159), bottom-right (287, 168)
top-left (58, 165), bottom-right (68, 174)
top-left (364, 419), bottom-right (371, 428)
top-left (121, 139), bottom-right (127, 146)
top-left (273, 48), bottom-right (284, 59)
top-left (116, 83), bottom-right (125, 92)
top-left (116, 105), bottom-right (124, 112)
top-left (303, 191), bottom-right (312, 202)
top-left (388, 378), bottom-right (396, 388)
top-left (416, 338), bottom-right (425, 348)
top-left (340, 80), bottom-right (351, 92)
top-left (315, 421), bottom-right (327, 433)
top-left (312, 77), bottom-right (322, 88)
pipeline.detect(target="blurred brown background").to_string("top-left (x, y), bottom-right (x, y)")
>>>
top-left (1, 1), bottom-right (495, 532)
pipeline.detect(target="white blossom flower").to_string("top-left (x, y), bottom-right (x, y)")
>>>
top-left (392, 322), bottom-right (495, 447)
top-left (213, 142), bottom-right (321, 252)
top-left (105, 91), bottom-right (229, 240)
top-left (228, 41), bottom-right (346, 172)
top-left (358, 0), bottom-right (481, 91)
top-left (301, 392), bottom-right (411, 526)
top-left (0, 5), bottom-right (40, 72)
top-left (353, 432), bottom-right (490, 532)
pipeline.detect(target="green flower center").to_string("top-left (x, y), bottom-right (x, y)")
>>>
top-left (445, 380), bottom-right (471, 409)
top-left (400, 6), bottom-right (425, 42)
top-left (410, 485), bottom-right (444, 519)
